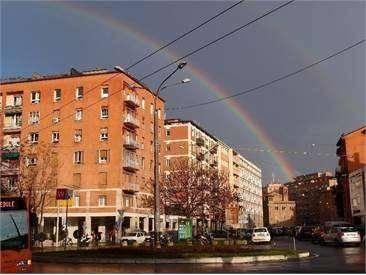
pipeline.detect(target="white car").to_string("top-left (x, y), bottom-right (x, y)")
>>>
top-left (251, 227), bottom-right (271, 244)
top-left (323, 226), bottom-right (361, 246)
top-left (121, 231), bottom-right (147, 244)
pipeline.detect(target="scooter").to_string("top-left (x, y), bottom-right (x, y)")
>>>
top-left (79, 234), bottom-right (91, 247)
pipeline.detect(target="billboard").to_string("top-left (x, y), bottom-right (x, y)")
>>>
top-left (178, 219), bottom-right (192, 240)
top-left (349, 168), bottom-right (365, 217)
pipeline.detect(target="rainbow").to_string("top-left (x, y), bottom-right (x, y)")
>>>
top-left (47, 1), bottom-right (296, 180)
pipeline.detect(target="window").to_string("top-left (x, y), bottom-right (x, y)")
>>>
top-left (76, 87), bottom-right (84, 100)
top-left (150, 160), bottom-right (153, 169)
top-left (98, 195), bottom-right (106, 206)
top-left (101, 87), bottom-right (109, 98)
top-left (31, 91), bottom-right (40, 103)
top-left (99, 172), bottom-right (107, 186)
top-left (98, 149), bottom-right (109, 164)
top-left (100, 106), bottom-right (108, 119)
top-left (73, 173), bottom-right (81, 187)
top-left (275, 206), bottom-right (279, 210)
top-left (52, 110), bottom-right (60, 124)
top-left (166, 144), bottom-right (171, 151)
top-left (141, 98), bottom-right (145, 109)
top-left (26, 155), bottom-right (37, 166)
top-left (166, 159), bottom-right (170, 167)
top-left (52, 131), bottom-right (60, 143)
top-left (166, 129), bottom-right (170, 136)
top-left (74, 129), bottom-right (82, 143)
top-left (141, 157), bottom-right (145, 169)
top-left (74, 195), bottom-right (80, 207)
top-left (29, 132), bottom-right (39, 143)
top-left (100, 127), bottom-right (108, 141)
top-left (54, 89), bottom-right (61, 102)
top-left (150, 122), bottom-right (154, 133)
top-left (74, 151), bottom-right (84, 164)
top-left (123, 195), bottom-right (133, 208)
top-left (75, 108), bottom-right (83, 121)
top-left (150, 103), bottom-right (154, 115)
top-left (28, 111), bottom-right (40, 125)
top-left (157, 109), bottom-right (161, 119)
top-left (13, 95), bottom-right (22, 106)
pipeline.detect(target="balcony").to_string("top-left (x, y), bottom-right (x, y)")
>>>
top-left (210, 147), bottom-right (217, 154)
top-left (124, 137), bottom-right (139, 150)
top-left (123, 114), bottom-right (139, 129)
top-left (196, 153), bottom-right (205, 161)
top-left (122, 182), bottom-right (140, 194)
top-left (3, 123), bottom-right (22, 134)
top-left (1, 150), bottom-right (20, 160)
top-left (196, 137), bottom-right (204, 147)
top-left (4, 105), bottom-right (22, 115)
top-left (210, 160), bottom-right (218, 167)
top-left (123, 158), bottom-right (139, 172)
top-left (124, 93), bottom-right (140, 108)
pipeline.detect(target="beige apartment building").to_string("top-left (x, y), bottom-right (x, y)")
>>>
top-left (262, 183), bottom-right (296, 227)
top-left (164, 119), bottom-right (263, 229)
top-left (0, 67), bottom-right (173, 243)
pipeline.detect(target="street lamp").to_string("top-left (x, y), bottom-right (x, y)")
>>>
top-left (114, 62), bottom-right (188, 248)
top-left (153, 61), bottom-right (187, 248)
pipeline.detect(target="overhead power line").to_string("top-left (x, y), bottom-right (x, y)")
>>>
top-left (16, 1), bottom-right (245, 133)
top-left (125, 0), bottom-right (245, 70)
top-left (139, 0), bottom-right (295, 81)
top-left (15, 1), bottom-right (293, 139)
top-left (167, 39), bottom-right (365, 111)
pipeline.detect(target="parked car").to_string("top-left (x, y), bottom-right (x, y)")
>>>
top-left (322, 226), bottom-right (361, 246)
top-left (209, 230), bottom-right (229, 241)
top-left (251, 227), bottom-right (271, 244)
top-left (296, 226), bottom-right (315, 241)
top-left (311, 226), bottom-right (325, 244)
top-left (121, 231), bottom-right (148, 244)
top-left (237, 229), bottom-right (253, 241)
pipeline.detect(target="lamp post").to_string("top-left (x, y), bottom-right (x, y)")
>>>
top-left (153, 61), bottom-right (187, 247)
top-left (114, 63), bottom-right (189, 248)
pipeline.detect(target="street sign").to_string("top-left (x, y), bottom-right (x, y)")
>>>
top-left (56, 188), bottom-right (72, 200)
top-left (178, 219), bottom-right (192, 240)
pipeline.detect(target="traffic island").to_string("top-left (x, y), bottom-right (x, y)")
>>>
top-left (33, 246), bottom-right (311, 264)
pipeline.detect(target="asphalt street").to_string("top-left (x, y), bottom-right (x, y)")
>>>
top-left (33, 236), bottom-right (365, 273)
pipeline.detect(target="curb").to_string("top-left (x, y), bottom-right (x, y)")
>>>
top-left (33, 251), bottom-right (310, 264)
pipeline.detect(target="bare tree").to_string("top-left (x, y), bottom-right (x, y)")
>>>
top-left (18, 141), bottom-right (59, 232)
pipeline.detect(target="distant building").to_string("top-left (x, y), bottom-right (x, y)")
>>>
top-left (285, 172), bottom-right (338, 225)
top-left (335, 126), bottom-right (366, 224)
top-left (262, 183), bottom-right (296, 227)
top-left (164, 119), bottom-right (263, 229)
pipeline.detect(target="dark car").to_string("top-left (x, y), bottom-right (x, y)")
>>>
top-left (311, 226), bottom-right (325, 244)
top-left (209, 230), bottom-right (229, 240)
top-left (296, 226), bottom-right (315, 241)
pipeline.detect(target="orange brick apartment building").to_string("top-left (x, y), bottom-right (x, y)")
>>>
top-left (0, 68), bottom-right (169, 241)
top-left (164, 119), bottom-right (263, 229)
top-left (262, 183), bottom-right (296, 227)
top-left (335, 126), bottom-right (366, 224)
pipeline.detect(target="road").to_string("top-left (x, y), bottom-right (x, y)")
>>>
top-left (33, 237), bottom-right (365, 273)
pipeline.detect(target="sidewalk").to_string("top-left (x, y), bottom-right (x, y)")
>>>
top-left (32, 242), bottom-right (120, 253)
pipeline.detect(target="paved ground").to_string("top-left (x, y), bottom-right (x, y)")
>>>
top-left (33, 236), bottom-right (365, 273)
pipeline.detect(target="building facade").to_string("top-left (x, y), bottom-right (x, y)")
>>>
top-left (335, 126), bottom-right (366, 224)
top-left (164, 119), bottom-right (263, 229)
top-left (0, 68), bottom-right (168, 242)
top-left (285, 172), bottom-right (338, 225)
top-left (262, 183), bottom-right (296, 227)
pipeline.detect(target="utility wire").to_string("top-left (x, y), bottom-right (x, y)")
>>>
top-left (167, 39), bottom-right (365, 111)
top-left (16, 1), bottom-right (245, 133)
top-left (14, 1), bottom-right (293, 141)
top-left (139, 0), bottom-right (295, 81)
top-left (125, 0), bottom-right (245, 70)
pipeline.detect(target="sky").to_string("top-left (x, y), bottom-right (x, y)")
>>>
top-left (1, 0), bottom-right (365, 184)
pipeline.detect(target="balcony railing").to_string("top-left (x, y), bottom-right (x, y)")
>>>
top-left (124, 93), bottom-right (140, 108)
top-left (123, 157), bottom-right (139, 172)
top-left (196, 153), bottom-right (205, 161)
top-left (3, 123), bottom-right (22, 133)
top-left (124, 137), bottom-right (139, 150)
top-left (123, 114), bottom-right (140, 129)
top-left (1, 151), bottom-right (20, 160)
top-left (122, 182), bottom-right (140, 194)
top-left (4, 105), bottom-right (22, 115)
top-left (196, 137), bottom-right (204, 147)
